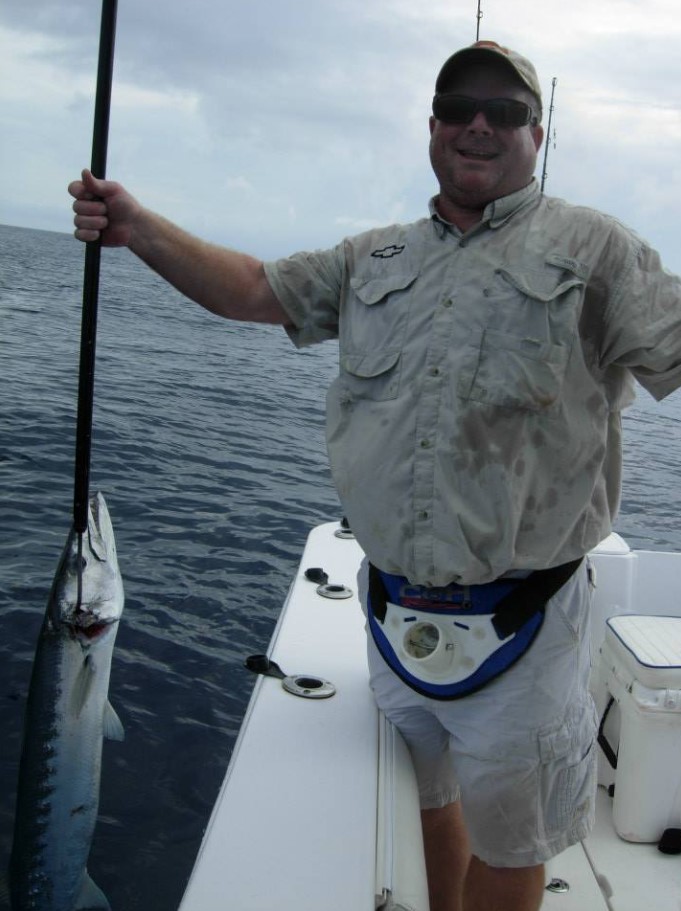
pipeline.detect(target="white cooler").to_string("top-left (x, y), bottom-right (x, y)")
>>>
top-left (596, 615), bottom-right (681, 843)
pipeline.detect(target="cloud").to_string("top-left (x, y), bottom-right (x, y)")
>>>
top-left (225, 176), bottom-right (254, 192)
top-left (1, 0), bottom-right (680, 271)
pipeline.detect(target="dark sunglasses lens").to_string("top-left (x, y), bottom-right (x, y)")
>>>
top-left (432, 95), bottom-right (476, 123)
top-left (433, 95), bottom-right (533, 128)
top-left (486, 99), bottom-right (531, 127)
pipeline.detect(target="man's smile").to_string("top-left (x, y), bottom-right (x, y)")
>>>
top-left (457, 148), bottom-right (498, 161)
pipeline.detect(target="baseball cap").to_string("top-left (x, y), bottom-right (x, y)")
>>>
top-left (435, 40), bottom-right (542, 107)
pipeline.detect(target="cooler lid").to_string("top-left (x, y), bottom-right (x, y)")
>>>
top-left (605, 615), bottom-right (681, 690)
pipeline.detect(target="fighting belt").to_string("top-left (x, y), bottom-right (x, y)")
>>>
top-left (368, 559), bottom-right (582, 700)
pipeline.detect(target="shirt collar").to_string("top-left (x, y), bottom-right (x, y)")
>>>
top-left (429, 179), bottom-right (540, 237)
top-left (486, 180), bottom-right (540, 227)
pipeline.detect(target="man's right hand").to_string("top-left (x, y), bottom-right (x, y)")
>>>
top-left (67, 169), bottom-right (289, 325)
top-left (68, 169), bottom-right (142, 247)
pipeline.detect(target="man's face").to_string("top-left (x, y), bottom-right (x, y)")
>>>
top-left (429, 62), bottom-right (544, 221)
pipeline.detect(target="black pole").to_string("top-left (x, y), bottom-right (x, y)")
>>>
top-left (73, 0), bottom-right (118, 534)
top-left (540, 77), bottom-right (557, 195)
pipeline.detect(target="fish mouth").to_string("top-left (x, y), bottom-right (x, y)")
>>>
top-left (69, 616), bottom-right (118, 643)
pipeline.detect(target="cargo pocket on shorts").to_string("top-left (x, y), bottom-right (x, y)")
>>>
top-left (538, 708), bottom-right (597, 839)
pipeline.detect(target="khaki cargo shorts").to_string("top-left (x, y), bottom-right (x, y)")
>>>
top-left (361, 560), bottom-right (598, 868)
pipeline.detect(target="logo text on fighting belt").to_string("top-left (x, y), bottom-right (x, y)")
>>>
top-left (399, 584), bottom-right (470, 610)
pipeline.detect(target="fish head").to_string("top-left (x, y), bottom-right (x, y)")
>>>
top-left (49, 492), bottom-right (124, 642)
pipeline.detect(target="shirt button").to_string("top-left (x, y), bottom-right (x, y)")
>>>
top-left (420, 439), bottom-right (431, 448)
top-left (429, 367), bottom-right (440, 377)
top-left (442, 298), bottom-right (453, 308)
top-left (419, 510), bottom-right (429, 520)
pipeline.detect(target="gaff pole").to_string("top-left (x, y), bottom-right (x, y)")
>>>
top-left (73, 0), bottom-right (118, 535)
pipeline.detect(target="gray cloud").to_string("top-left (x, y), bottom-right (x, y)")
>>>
top-left (1, 0), bottom-right (679, 271)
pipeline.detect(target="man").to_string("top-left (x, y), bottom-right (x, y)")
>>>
top-left (70, 40), bottom-right (681, 911)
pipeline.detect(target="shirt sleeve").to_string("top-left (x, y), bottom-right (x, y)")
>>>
top-left (599, 229), bottom-right (681, 401)
top-left (263, 244), bottom-right (345, 348)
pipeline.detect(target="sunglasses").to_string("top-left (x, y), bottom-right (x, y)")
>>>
top-left (432, 94), bottom-right (538, 129)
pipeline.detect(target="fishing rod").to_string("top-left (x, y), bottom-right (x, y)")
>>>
top-left (73, 0), bottom-right (118, 538)
top-left (540, 77), bottom-right (557, 194)
top-left (475, 0), bottom-right (483, 40)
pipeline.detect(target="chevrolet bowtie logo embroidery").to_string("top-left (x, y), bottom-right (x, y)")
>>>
top-left (371, 244), bottom-right (405, 259)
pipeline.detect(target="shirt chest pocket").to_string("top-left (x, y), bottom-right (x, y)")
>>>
top-left (339, 269), bottom-right (418, 402)
top-left (457, 262), bottom-right (586, 413)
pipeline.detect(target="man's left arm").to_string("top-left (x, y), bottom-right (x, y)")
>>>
top-left (596, 238), bottom-right (681, 400)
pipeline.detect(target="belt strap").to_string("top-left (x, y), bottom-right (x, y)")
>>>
top-left (492, 559), bottom-right (584, 637)
top-left (369, 558), bottom-right (583, 632)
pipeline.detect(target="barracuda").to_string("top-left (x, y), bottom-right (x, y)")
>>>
top-left (10, 492), bottom-right (124, 911)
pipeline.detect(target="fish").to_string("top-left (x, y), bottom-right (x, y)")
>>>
top-left (9, 492), bottom-right (124, 911)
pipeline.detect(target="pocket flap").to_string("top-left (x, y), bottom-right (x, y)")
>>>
top-left (545, 253), bottom-right (590, 281)
top-left (497, 268), bottom-right (585, 303)
top-left (538, 721), bottom-right (573, 762)
top-left (350, 272), bottom-right (418, 306)
top-left (341, 349), bottom-right (401, 378)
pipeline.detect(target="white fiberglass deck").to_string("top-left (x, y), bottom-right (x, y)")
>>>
top-left (178, 523), bottom-right (681, 911)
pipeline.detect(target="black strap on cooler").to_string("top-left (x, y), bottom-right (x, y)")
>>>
top-left (369, 558), bottom-right (583, 635)
top-left (597, 696), bottom-right (619, 769)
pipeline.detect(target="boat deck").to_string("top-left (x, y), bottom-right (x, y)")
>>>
top-left (179, 522), bottom-right (681, 911)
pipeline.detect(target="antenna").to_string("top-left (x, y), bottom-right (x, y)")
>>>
top-left (476, 0), bottom-right (483, 40)
top-left (540, 77), bottom-right (557, 194)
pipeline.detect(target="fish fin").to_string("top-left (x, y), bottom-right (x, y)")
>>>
top-left (74, 871), bottom-right (110, 910)
top-left (71, 656), bottom-right (97, 717)
top-left (103, 700), bottom-right (125, 741)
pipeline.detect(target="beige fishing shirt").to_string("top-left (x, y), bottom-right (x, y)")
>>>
top-left (263, 180), bottom-right (681, 586)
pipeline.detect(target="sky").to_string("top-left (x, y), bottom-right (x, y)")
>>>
top-left (1, 0), bottom-right (680, 269)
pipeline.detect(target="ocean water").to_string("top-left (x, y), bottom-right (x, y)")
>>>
top-left (2, 222), bottom-right (681, 908)
top-left (0, 223), bottom-right (340, 908)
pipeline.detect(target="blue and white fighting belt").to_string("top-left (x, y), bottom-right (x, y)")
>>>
top-left (368, 559), bottom-right (582, 700)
